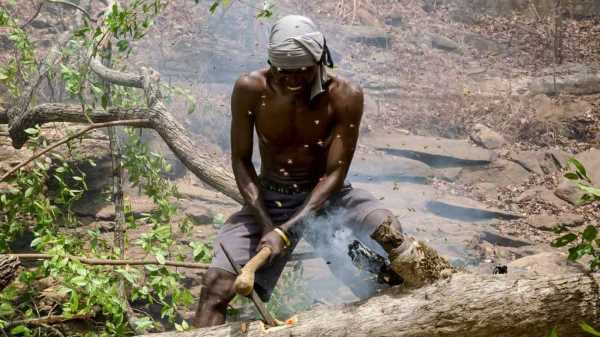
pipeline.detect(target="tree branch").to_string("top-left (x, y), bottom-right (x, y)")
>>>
top-left (7, 254), bottom-right (210, 269)
top-left (0, 119), bottom-right (150, 183)
top-left (46, 0), bottom-right (95, 22)
top-left (5, 313), bottom-right (93, 328)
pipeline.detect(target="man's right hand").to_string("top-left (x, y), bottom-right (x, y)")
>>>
top-left (258, 227), bottom-right (286, 264)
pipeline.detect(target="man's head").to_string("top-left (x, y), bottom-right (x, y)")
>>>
top-left (267, 15), bottom-right (333, 99)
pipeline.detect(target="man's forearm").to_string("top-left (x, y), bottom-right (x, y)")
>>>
top-left (279, 170), bottom-right (344, 235)
top-left (232, 160), bottom-right (274, 231)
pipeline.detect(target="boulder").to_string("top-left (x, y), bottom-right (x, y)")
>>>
top-left (554, 148), bottom-right (600, 205)
top-left (507, 252), bottom-right (584, 276)
top-left (515, 186), bottom-right (570, 209)
top-left (339, 25), bottom-right (391, 48)
top-left (429, 34), bottom-right (461, 53)
top-left (527, 214), bottom-right (585, 231)
top-left (362, 133), bottom-right (495, 168)
top-left (469, 124), bottom-right (506, 150)
top-left (456, 159), bottom-right (531, 186)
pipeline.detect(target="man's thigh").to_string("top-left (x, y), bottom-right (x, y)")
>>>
top-left (209, 206), bottom-right (291, 302)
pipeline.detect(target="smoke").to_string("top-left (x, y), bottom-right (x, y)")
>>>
top-left (300, 207), bottom-right (388, 300)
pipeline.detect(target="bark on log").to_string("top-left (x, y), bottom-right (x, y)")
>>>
top-left (141, 273), bottom-right (599, 337)
top-left (0, 255), bottom-right (20, 291)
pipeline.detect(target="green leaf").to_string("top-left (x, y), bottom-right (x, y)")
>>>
top-left (155, 252), bottom-right (166, 265)
top-left (134, 316), bottom-right (154, 331)
top-left (581, 322), bottom-right (600, 336)
top-left (582, 225), bottom-right (598, 242)
top-left (567, 158), bottom-right (588, 180)
top-left (116, 39), bottom-right (129, 52)
top-left (10, 325), bottom-right (30, 335)
top-left (209, 1), bottom-right (219, 13)
top-left (24, 187), bottom-right (33, 198)
top-left (568, 243), bottom-right (593, 261)
top-left (551, 233), bottom-right (577, 247)
top-left (564, 172), bottom-right (579, 180)
top-left (0, 302), bottom-right (14, 317)
top-left (24, 127), bottom-right (38, 135)
top-left (549, 327), bottom-right (558, 337)
top-left (101, 93), bottom-right (109, 110)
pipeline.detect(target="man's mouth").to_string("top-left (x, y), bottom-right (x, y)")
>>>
top-left (287, 86), bottom-right (302, 91)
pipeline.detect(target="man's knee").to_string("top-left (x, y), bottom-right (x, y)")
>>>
top-left (364, 209), bottom-right (402, 233)
top-left (200, 268), bottom-right (236, 308)
top-left (367, 209), bottom-right (405, 253)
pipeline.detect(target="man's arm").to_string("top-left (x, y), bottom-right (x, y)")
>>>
top-left (230, 74), bottom-right (275, 232)
top-left (279, 82), bottom-right (364, 235)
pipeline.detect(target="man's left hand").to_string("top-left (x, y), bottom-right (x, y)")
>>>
top-left (258, 230), bottom-right (286, 263)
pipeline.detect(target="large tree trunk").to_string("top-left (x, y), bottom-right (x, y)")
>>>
top-left (0, 255), bottom-right (20, 291)
top-left (142, 273), bottom-right (599, 337)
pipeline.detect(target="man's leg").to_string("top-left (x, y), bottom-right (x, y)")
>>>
top-left (365, 209), bottom-right (454, 287)
top-left (192, 268), bottom-right (236, 328)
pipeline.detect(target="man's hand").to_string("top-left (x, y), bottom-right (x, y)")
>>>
top-left (258, 229), bottom-right (286, 263)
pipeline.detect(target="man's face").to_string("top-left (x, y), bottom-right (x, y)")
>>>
top-left (270, 64), bottom-right (318, 93)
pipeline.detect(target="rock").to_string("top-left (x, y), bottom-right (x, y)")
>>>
top-left (554, 148), bottom-right (600, 205)
top-left (350, 153), bottom-right (434, 183)
top-left (340, 25), bottom-right (391, 48)
top-left (542, 149), bottom-right (572, 174)
top-left (507, 252), bottom-right (584, 276)
top-left (469, 124), bottom-right (505, 150)
top-left (362, 133), bottom-right (496, 167)
top-left (515, 186), bottom-right (570, 209)
top-left (509, 150), bottom-right (544, 175)
top-left (30, 19), bottom-right (52, 29)
top-left (456, 159), bottom-right (530, 186)
top-left (473, 182), bottom-right (499, 200)
top-left (433, 167), bottom-right (463, 182)
top-left (429, 34), bottom-right (461, 53)
top-left (573, 148), bottom-right (600, 183)
top-left (527, 214), bottom-right (585, 231)
top-left (528, 71), bottom-right (600, 96)
top-left (554, 179), bottom-right (585, 206)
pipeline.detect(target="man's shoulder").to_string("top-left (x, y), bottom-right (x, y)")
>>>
top-left (234, 69), bottom-right (268, 95)
top-left (327, 75), bottom-right (363, 102)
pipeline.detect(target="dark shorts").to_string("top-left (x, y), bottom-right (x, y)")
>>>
top-left (210, 182), bottom-right (388, 301)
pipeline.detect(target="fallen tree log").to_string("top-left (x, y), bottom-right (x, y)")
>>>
top-left (0, 255), bottom-right (20, 291)
top-left (142, 273), bottom-right (599, 337)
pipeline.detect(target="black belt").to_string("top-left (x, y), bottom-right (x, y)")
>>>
top-left (258, 177), bottom-right (315, 195)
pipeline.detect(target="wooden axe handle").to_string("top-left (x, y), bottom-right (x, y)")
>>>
top-left (234, 246), bottom-right (272, 296)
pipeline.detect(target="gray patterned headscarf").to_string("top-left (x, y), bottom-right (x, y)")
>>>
top-left (268, 15), bottom-right (334, 100)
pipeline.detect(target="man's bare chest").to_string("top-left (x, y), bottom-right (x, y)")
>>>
top-left (254, 96), bottom-right (334, 147)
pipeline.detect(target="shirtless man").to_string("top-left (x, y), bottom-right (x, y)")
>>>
top-left (192, 15), bottom-right (448, 328)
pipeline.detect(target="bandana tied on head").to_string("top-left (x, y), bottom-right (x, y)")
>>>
top-left (268, 15), bottom-right (334, 100)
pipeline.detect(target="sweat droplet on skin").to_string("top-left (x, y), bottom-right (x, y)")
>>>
top-left (338, 160), bottom-right (344, 164)
top-left (336, 134), bottom-right (341, 138)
